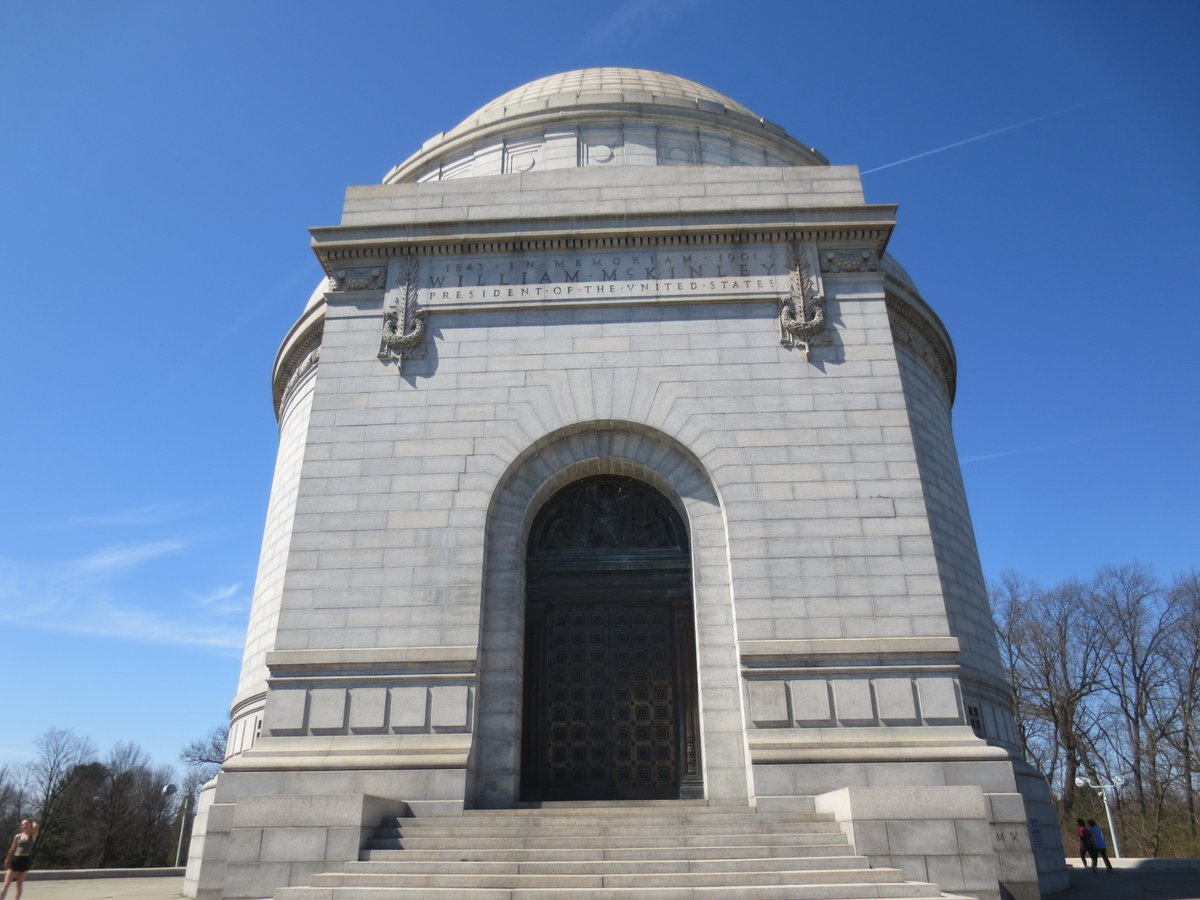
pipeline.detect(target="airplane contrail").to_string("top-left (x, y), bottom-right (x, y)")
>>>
top-left (861, 98), bottom-right (1105, 175)
top-left (958, 417), bottom-right (1184, 465)
top-left (959, 437), bottom-right (1094, 464)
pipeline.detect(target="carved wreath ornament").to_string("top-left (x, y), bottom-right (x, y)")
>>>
top-left (378, 255), bottom-right (427, 370)
top-left (779, 241), bottom-right (826, 359)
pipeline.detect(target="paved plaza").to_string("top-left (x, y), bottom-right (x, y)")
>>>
top-left (21, 874), bottom-right (183, 899)
top-left (19, 862), bottom-right (1200, 900)
top-left (1055, 860), bottom-right (1200, 899)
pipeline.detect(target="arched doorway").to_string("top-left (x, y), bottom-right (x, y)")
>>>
top-left (520, 476), bottom-right (701, 801)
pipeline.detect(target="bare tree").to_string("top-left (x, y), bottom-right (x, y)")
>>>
top-left (179, 722), bottom-right (228, 787)
top-left (23, 728), bottom-right (97, 847)
top-left (1164, 571), bottom-right (1200, 839)
top-left (991, 571), bottom-right (1038, 762)
top-left (31, 742), bottom-right (179, 869)
top-left (987, 562), bottom-right (1199, 857)
top-left (130, 763), bottom-right (177, 867)
top-left (1092, 564), bottom-right (1175, 823)
top-left (171, 722), bottom-right (230, 864)
top-left (1019, 578), bottom-right (1106, 813)
top-left (94, 742), bottom-right (147, 867)
top-left (0, 765), bottom-right (26, 840)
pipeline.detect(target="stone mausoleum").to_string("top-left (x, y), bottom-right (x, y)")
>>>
top-left (186, 69), bottom-right (1067, 900)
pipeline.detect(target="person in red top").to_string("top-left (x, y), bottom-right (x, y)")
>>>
top-left (1075, 817), bottom-right (1094, 867)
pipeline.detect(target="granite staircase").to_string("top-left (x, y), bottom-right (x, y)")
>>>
top-left (275, 801), bottom-right (965, 899)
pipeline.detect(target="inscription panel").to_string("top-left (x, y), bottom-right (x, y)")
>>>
top-left (415, 245), bottom-right (787, 310)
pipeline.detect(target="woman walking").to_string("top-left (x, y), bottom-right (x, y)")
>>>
top-left (1075, 818), bottom-right (1094, 866)
top-left (0, 819), bottom-right (39, 900)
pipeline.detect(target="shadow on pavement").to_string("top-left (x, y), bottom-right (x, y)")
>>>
top-left (1051, 863), bottom-right (1200, 899)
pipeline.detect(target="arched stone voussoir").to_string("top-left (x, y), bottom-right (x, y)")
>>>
top-left (467, 420), bottom-right (753, 808)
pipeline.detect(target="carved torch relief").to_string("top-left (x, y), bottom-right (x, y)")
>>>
top-left (779, 240), bottom-right (827, 361)
top-left (378, 255), bottom-right (428, 371)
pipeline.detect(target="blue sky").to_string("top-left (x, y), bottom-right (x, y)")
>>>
top-left (1, 0), bottom-right (1196, 771)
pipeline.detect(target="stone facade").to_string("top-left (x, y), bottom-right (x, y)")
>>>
top-left (186, 69), bottom-right (1067, 900)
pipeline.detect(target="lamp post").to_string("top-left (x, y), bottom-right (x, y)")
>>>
top-left (162, 784), bottom-right (191, 867)
top-left (1074, 773), bottom-right (1125, 858)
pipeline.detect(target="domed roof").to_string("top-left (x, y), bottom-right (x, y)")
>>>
top-left (383, 67), bottom-right (824, 184)
top-left (304, 276), bottom-right (331, 313)
top-left (461, 68), bottom-right (758, 128)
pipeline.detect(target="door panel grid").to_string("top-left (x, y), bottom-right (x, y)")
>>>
top-left (540, 604), bottom-right (677, 798)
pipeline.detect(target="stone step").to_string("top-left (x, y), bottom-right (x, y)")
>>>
top-left (464, 799), bottom-right (820, 816)
top-left (392, 809), bottom-right (830, 826)
top-left (370, 832), bottom-right (846, 850)
top-left (345, 855), bottom-right (870, 875)
top-left (276, 883), bottom-right (948, 899)
top-left (273, 801), bottom-right (953, 900)
top-left (307, 867), bottom-right (919, 889)
top-left (382, 819), bottom-right (843, 837)
top-left (364, 844), bottom-right (855, 862)
top-left (467, 800), bottom-right (716, 813)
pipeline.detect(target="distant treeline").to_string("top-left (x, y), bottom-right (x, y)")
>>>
top-left (0, 725), bottom-right (224, 869)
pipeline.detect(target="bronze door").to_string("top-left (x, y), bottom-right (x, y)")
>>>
top-left (529, 603), bottom-right (678, 800)
top-left (521, 476), bottom-right (700, 802)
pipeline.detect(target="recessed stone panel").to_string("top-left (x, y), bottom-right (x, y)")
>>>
top-left (916, 677), bottom-right (962, 724)
top-left (265, 689), bottom-right (307, 735)
top-left (348, 687), bottom-right (389, 733)
top-left (875, 678), bottom-right (918, 724)
top-left (390, 686), bottom-right (429, 731)
top-left (789, 679), bottom-right (834, 726)
top-left (307, 689), bottom-right (348, 733)
top-left (833, 679), bottom-right (876, 725)
top-left (748, 680), bottom-right (789, 726)
top-left (430, 685), bottom-right (470, 731)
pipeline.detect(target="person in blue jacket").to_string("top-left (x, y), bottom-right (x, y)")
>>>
top-left (1087, 818), bottom-right (1114, 871)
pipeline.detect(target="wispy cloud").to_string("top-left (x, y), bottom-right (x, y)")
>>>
top-left (49, 503), bottom-right (184, 529)
top-left (195, 583), bottom-right (241, 606)
top-left (67, 599), bottom-right (245, 651)
top-left (0, 548), bottom-right (247, 654)
top-left (190, 582), bottom-right (246, 618)
top-left (587, 0), bottom-right (704, 44)
top-left (0, 584), bottom-right (245, 652)
top-left (68, 539), bottom-right (188, 575)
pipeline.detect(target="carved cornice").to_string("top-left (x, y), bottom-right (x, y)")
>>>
top-left (820, 248), bottom-right (879, 273)
top-left (273, 319), bottom-right (324, 416)
top-left (311, 225), bottom-right (893, 278)
top-left (329, 266), bottom-right (386, 291)
top-left (281, 347), bottom-right (319, 404)
top-left (887, 297), bottom-right (956, 404)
